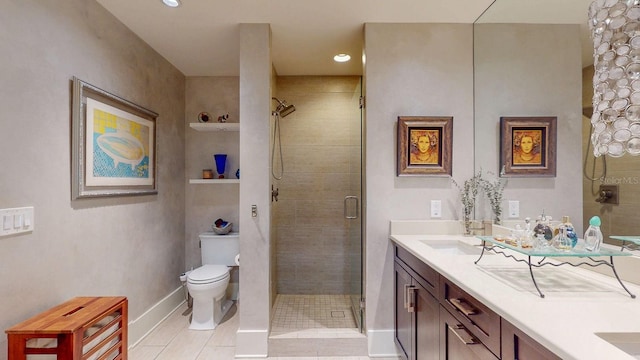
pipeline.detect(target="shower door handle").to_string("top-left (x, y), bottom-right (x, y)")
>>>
top-left (344, 196), bottom-right (359, 219)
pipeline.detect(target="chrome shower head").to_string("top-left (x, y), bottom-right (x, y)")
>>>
top-left (278, 103), bottom-right (296, 117)
top-left (272, 97), bottom-right (296, 118)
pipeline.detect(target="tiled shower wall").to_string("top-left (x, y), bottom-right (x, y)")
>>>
top-left (273, 76), bottom-right (361, 294)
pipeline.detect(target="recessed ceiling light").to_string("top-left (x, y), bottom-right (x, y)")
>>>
top-left (162, 0), bottom-right (181, 7)
top-left (333, 53), bottom-right (351, 63)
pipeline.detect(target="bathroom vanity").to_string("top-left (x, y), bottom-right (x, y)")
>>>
top-left (394, 244), bottom-right (557, 360)
top-left (390, 222), bottom-right (640, 360)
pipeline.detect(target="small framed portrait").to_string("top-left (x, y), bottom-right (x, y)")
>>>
top-left (500, 116), bottom-right (556, 177)
top-left (397, 116), bottom-right (453, 176)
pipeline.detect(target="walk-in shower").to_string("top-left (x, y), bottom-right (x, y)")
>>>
top-left (270, 77), bottom-right (364, 335)
top-left (271, 97), bottom-right (295, 180)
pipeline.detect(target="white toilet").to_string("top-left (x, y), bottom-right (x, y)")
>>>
top-left (186, 232), bottom-right (239, 330)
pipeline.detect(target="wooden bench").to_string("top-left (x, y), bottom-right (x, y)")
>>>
top-left (5, 297), bottom-right (127, 360)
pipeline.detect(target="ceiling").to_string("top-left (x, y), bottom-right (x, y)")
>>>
top-left (96, 0), bottom-right (593, 77)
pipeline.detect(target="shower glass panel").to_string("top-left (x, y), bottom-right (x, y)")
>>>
top-left (348, 78), bottom-right (363, 332)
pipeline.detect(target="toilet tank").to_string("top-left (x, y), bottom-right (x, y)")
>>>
top-left (199, 232), bottom-right (239, 266)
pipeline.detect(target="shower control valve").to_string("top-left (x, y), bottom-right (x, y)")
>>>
top-left (596, 184), bottom-right (618, 205)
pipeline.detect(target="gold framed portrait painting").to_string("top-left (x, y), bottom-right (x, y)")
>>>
top-left (397, 116), bottom-right (453, 176)
top-left (500, 116), bottom-right (556, 177)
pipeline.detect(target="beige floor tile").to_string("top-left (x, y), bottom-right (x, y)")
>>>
top-left (196, 345), bottom-right (236, 360)
top-left (206, 304), bottom-right (239, 346)
top-left (131, 295), bottom-right (369, 359)
top-left (155, 327), bottom-right (213, 360)
top-left (139, 304), bottom-right (190, 346)
top-left (128, 345), bottom-right (164, 360)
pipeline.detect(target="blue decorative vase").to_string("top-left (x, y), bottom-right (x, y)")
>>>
top-left (214, 154), bottom-right (227, 178)
top-left (235, 169), bottom-right (240, 179)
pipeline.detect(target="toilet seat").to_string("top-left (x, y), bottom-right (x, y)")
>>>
top-left (188, 264), bottom-right (229, 284)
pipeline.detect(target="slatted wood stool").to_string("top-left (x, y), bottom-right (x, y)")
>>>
top-left (5, 297), bottom-right (127, 360)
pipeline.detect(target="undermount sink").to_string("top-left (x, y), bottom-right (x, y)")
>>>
top-left (420, 240), bottom-right (486, 256)
top-left (596, 333), bottom-right (640, 359)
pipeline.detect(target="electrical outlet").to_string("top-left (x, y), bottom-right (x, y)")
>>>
top-left (508, 201), bottom-right (519, 218)
top-left (430, 200), bottom-right (442, 218)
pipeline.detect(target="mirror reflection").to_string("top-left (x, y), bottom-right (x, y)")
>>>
top-left (474, 0), bottom-right (640, 244)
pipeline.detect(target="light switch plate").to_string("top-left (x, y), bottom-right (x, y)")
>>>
top-left (0, 207), bottom-right (34, 237)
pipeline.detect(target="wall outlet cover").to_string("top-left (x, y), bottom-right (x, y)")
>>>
top-left (430, 200), bottom-right (442, 218)
top-left (508, 201), bottom-right (519, 218)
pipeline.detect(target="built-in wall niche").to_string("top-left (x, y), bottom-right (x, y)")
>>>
top-left (188, 122), bottom-right (240, 184)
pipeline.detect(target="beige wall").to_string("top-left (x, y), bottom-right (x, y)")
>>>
top-left (273, 76), bottom-right (361, 294)
top-left (364, 23), bottom-right (475, 347)
top-left (0, 1), bottom-right (185, 358)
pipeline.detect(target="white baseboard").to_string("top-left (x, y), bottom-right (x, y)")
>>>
top-left (236, 329), bottom-right (268, 358)
top-left (367, 329), bottom-right (400, 358)
top-left (128, 287), bottom-right (186, 348)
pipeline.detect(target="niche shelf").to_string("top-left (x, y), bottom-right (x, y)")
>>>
top-left (189, 123), bottom-right (239, 132)
top-left (189, 179), bottom-right (240, 184)
top-left (188, 122), bottom-right (239, 185)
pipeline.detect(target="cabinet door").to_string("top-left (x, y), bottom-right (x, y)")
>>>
top-left (395, 261), bottom-right (414, 360)
top-left (415, 280), bottom-right (439, 360)
top-left (501, 319), bottom-right (561, 360)
top-left (395, 260), bottom-right (439, 360)
top-left (439, 306), bottom-right (498, 360)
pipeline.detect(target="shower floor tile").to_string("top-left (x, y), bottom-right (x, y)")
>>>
top-left (271, 294), bottom-right (357, 331)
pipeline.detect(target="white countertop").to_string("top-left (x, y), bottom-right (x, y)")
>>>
top-left (390, 232), bottom-right (640, 360)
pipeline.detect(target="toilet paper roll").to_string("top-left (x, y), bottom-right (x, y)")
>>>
top-left (234, 254), bottom-right (240, 266)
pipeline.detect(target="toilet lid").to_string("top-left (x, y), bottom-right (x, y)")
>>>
top-left (188, 264), bottom-right (229, 283)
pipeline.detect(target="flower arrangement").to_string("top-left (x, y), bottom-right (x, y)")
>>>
top-left (452, 170), bottom-right (484, 234)
top-left (481, 173), bottom-right (507, 225)
top-left (452, 170), bottom-right (507, 234)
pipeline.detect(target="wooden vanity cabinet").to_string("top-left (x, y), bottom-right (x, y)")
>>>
top-left (393, 244), bottom-right (560, 360)
top-left (395, 247), bottom-right (440, 360)
top-left (501, 319), bottom-right (561, 360)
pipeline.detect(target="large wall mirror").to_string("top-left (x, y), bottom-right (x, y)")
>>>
top-left (474, 0), bottom-right (640, 244)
